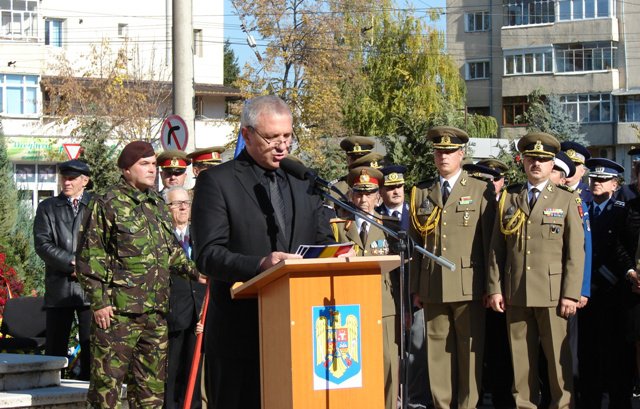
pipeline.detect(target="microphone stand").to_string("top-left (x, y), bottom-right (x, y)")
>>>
top-left (306, 178), bottom-right (455, 409)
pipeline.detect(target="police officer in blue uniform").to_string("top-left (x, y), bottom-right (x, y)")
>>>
top-left (578, 158), bottom-right (634, 409)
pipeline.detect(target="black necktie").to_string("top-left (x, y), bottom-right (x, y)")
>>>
top-left (594, 205), bottom-right (601, 218)
top-left (266, 171), bottom-right (286, 237)
top-left (442, 181), bottom-right (450, 205)
top-left (529, 188), bottom-right (539, 210)
top-left (392, 210), bottom-right (401, 219)
top-left (359, 221), bottom-right (368, 246)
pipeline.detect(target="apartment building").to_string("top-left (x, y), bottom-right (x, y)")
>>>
top-left (447, 0), bottom-right (640, 178)
top-left (0, 0), bottom-right (239, 206)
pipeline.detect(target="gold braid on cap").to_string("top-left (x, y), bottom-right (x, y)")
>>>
top-left (410, 186), bottom-right (441, 242)
top-left (497, 190), bottom-right (527, 249)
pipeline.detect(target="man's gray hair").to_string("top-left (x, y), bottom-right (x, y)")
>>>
top-left (240, 95), bottom-right (292, 129)
top-left (162, 186), bottom-right (189, 203)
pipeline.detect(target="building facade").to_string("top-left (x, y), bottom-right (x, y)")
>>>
top-left (1, 0), bottom-right (239, 206)
top-left (447, 0), bottom-right (640, 178)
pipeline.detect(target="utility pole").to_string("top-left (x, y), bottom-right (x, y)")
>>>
top-left (172, 0), bottom-right (195, 153)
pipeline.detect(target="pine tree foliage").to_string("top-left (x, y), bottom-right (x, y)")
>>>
top-left (0, 133), bottom-right (18, 238)
top-left (224, 39), bottom-right (241, 86)
top-left (79, 119), bottom-right (121, 194)
top-left (522, 89), bottom-right (586, 144)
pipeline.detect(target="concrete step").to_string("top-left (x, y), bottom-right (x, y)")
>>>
top-left (0, 379), bottom-right (88, 408)
top-left (0, 354), bottom-right (67, 392)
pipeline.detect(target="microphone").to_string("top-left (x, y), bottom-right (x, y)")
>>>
top-left (279, 157), bottom-right (332, 189)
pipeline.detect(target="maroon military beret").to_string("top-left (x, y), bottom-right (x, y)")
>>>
top-left (117, 141), bottom-right (156, 169)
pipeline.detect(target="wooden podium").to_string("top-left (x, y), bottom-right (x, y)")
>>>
top-left (232, 255), bottom-right (400, 409)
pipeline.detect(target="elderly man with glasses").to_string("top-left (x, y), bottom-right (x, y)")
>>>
top-left (163, 186), bottom-right (207, 408)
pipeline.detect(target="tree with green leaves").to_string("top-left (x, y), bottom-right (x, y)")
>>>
top-left (340, 7), bottom-right (497, 186)
top-left (224, 39), bottom-right (241, 86)
top-left (521, 89), bottom-right (586, 144)
top-left (78, 119), bottom-right (121, 194)
top-left (0, 131), bottom-right (44, 296)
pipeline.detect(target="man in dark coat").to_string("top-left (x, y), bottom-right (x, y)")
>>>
top-left (34, 159), bottom-right (93, 380)
top-left (191, 95), bottom-right (335, 409)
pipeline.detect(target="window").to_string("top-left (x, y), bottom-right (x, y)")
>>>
top-left (193, 29), bottom-right (203, 57)
top-left (503, 0), bottom-right (554, 27)
top-left (195, 95), bottom-right (204, 116)
top-left (503, 96), bottom-right (529, 126)
top-left (504, 48), bottom-right (553, 75)
top-left (118, 23), bottom-right (128, 37)
top-left (45, 19), bottom-right (63, 47)
top-left (1, 74), bottom-right (38, 115)
top-left (466, 61), bottom-right (490, 80)
top-left (467, 107), bottom-right (490, 116)
top-left (618, 95), bottom-right (640, 123)
top-left (0, 0), bottom-right (38, 39)
top-left (555, 42), bottom-right (616, 73)
top-left (558, 0), bottom-right (611, 20)
top-left (465, 11), bottom-right (490, 32)
top-left (560, 93), bottom-right (611, 123)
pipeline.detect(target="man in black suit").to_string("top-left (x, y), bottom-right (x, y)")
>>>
top-left (191, 95), bottom-right (336, 409)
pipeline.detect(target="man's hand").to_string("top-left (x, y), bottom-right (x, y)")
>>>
top-left (259, 252), bottom-right (302, 272)
top-left (488, 294), bottom-right (505, 313)
top-left (578, 296), bottom-right (589, 309)
top-left (558, 298), bottom-right (578, 319)
top-left (94, 306), bottom-right (114, 329)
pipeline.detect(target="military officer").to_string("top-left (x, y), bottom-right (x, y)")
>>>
top-left (578, 158), bottom-right (634, 409)
top-left (330, 137), bottom-right (376, 204)
top-left (187, 146), bottom-right (225, 178)
top-left (157, 150), bottom-right (190, 192)
top-left (477, 158), bottom-right (509, 199)
top-left (376, 165), bottom-right (409, 231)
top-left (409, 126), bottom-right (495, 408)
top-left (487, 132), bottom-right (585, 409)
top-left (335, 166), bottom-right (397, 409)
top-left (561, 141), bottom-right (592, 202)
top-left (76, 141), bottom-right (198, 408)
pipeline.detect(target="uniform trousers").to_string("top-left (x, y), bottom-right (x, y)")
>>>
top-left (506, 306), bottom-right (573, 409)
top-left (425, 300), bottom-right (485, 409)
top-left (384, 315), bottom-right (399, 409)
top-left (45, 306), bottom-right (91, 380)
top-left (407, 308), bottom-right (432, 408)
top-left (88, 312), bottom-right (168, 409)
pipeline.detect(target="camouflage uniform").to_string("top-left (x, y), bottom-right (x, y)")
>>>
top-left (76, 178), bottom-right (196, 409)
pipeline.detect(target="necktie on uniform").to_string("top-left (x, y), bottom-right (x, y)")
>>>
top-left (392, 210), bottom-right (401, 219)
top-left (529, 187), bottom-right (539, 210)
top-left (359, 221), bottom-right (368, 246)
top-left (593, 205), bottom-right (601, 218)
top-left (442, 181), bottom-right (450, 205)
top-left (266, 171), bottom-right (287, 237)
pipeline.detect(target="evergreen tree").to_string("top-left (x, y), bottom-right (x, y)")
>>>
top-left (223, 39), bottom-right (240, 86)
top-left (79, 118), bottom-right (121, 194)
top-left (522, 89), bottom-right (586, 144)
top-left (0, 133), bottom-right (18, 238)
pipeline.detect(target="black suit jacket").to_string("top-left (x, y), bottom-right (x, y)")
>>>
top-left (191, 150), bottom-right (334, 408)
top-left (589, 199), bottom-right (634, 296)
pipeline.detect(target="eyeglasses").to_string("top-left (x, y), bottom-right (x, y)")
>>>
top-left (168, 200), bottom-right (192, 208)
top-left (248, 126), bottom-right (293, 148)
